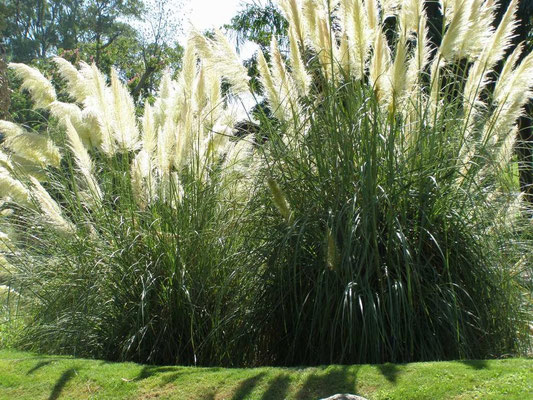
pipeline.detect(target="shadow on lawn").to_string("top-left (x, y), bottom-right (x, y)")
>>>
top-left (231, 373), bottom-right (266, 400)
top-left (261, 373), bottom-right (291, 400)
top-left (459, 360), bottom-right (489, 370)
top-left (377, 363), bottom-right (404, 383)
top-left (134, 365), bottom-right (181, 381)
top-left (27, 360), bottom-right (54, 375)
top-left (48, 368), bottom-right (76, 400)
top-left (134, 365), bottom-right (223, 383)
top-left (295, 366), bottom-right (358, 400)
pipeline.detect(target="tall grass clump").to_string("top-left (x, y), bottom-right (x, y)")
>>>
top-left (0, 0), bottom-right (532, 367)
top-left (0, 33), bottom-right (264, 365)
top-left (247, 0), bottom-right (532, 365)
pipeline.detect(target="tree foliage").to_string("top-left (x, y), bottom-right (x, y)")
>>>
top-left (1, 0), bottom-right (183, 101)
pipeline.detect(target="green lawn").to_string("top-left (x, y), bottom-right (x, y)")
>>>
top-left (0, 350), bottom-right (531, 399)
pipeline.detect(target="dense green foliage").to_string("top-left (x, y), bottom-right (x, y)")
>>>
top-left (0, 0), bottom-right (184, 102)
top-left (249, 80), bottom-right (528, 365)
top-left (1, 0), bottom-right (532, 368)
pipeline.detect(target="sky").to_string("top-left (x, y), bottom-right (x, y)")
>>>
top-left (180, 0), bottom-right (261, 111)
top-left (182, 0), bottom-right (259, 59)
top-left (184, 0), bottom-right (246, 33)
top-left (133, 0), bottom-right (260, 60)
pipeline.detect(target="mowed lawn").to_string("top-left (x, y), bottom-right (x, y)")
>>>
top-left (0, 350), bottom-right (531, 399)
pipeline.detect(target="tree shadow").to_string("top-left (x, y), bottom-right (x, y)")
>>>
top-left (27, 360), bottom-right (53, 375)
top-left (377, 363), bottom-right (403, 383)
top-left (133, 365), bottom-right (225, 386)
top-left (295, 366), bottom-right (358, 400)
top-left (460, 360), bottom-right (489, 370)
top-left (231, 373), bottom-right (266, 400)
top-left (48, 368), bottom-right (76, 400)
top-left (134, 365), bottom-right (180, 381)
top-left (261, 373), bottom-right (291, 400)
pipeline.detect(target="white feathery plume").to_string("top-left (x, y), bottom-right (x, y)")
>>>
top-left (142, 102), bottom-right (157, 156)
top-left (153, 70), bottom-right (177, 129)
top-left (80, 109), bottom-right (104, 149)
top-left (223, 136), bottom-right (253, 172)
top-left (282, 0), bottom-right (305, 44)
top-left (399, 0), bottom-right (425, 33)
top-left (257, 48), bottom-right (284, 121)
top-left (381, 0), bottom-right (401, 17)
top-left (302, 0), bottom-right (321, 50)
top-left (173, 105), bottom-right (193, 171)
top-left (29, 176), bottom-right (75, 234)
top-left (438, 0), bottom-right (470, 61)
top-left (205, 68), bottom-right (223, 128)
top-left (439, 0), bottom-right (457, 24)
top-left (428, 55), bottom-right (446, 122)
top-left (389, 29), bottom-right (409, 108)
top-left (270, 36), bottom-right (300, 122)
top-left (49, 101), bottom-right (83, 127)
top-left (497, 42), bottom-right (524, 93)
top-left (342, 0), bottom-right (371, 80)
top-left (0, 166), bottom-right (31, 205)
top-left (110, 68), bottom-right (139, 151)
top-left (369, 31), bottom-right (392, 105)
top-left (484, 51), bottom-right (533, 145)
top-left (0, 120), bottom-right (62, 168)
top-left (157, 121), bottom-right (175, 176)
top-left (365, 0), bottom-right (380, 37)
top-left (8, 63), bottom-right (56, 109)
top-left (79, 62), bottom-right (116, 155)
top-left (64, 118), bottom-right (103, 202)
top-left (131, 149), bottom-right (153, 208)
top-left (52, 57), bottom-right (88, 102)
top-left (315, 9), bottom-right (335, 74)
top-left (194, 64), bottom-right (208, 114)
top-left (48, 101), bottom-right (93, 147)
top-left (288, 25), bottom-right (311, 97)
top-left (462, 0), bottom-right (518, 135)
top-left (337, 32), bottom-right (353, 75)
top-left (189, 29), bottom-right (212, 61)
top-left (483, 0), bottom-right (518, 68)
top-left (7, 154), bottom-right (48, 181)
top-left (211, 29), bottom-right (250, 95)
top-left (181, 37), bottom-right (198, 97)
top-left (406, 15), bottom-right (431, 95)
top-left (496, 126), bottom-right (517, 172)
top-left (457, 0), bottom-right (495, 60)
top-left (201, 129), bottom-right (230, 168)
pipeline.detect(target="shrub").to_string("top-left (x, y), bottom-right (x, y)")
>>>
top-left (246, 0), bottom-right (533, 364)
top-left (1, 0), bottom-right (532, 366)
top-left (0, 33), bottom-right (262, 365)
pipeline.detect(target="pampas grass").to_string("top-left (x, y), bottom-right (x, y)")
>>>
top-left (1, 0), bottom-right (531, 366)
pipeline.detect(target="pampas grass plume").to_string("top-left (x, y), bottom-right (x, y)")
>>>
top-left (8, 63), bottom-right (56, 109)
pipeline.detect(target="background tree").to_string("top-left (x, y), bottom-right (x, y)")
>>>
top-left (1, 0), bottom-right (72, 61)
top-left (81, 0), bottom-right (144, 65)
top-left (128, 0), bottom-right (184, 99)
top-left (225, 0), bottom-right (288, 52)
top-left (1, 0), bottom-right (184, 109)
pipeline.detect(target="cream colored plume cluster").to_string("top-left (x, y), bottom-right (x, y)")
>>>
top-left (0, 31), bottom-right (256, 236)
top-left (257, 0), bottom-right (532, 219)
top-left (1, 0), bottom-right (532, 235)
top-left (267, 0), bottom-right (532, 117)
